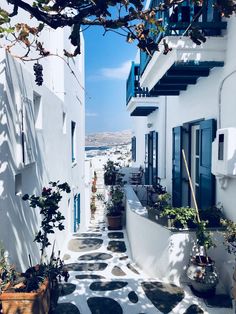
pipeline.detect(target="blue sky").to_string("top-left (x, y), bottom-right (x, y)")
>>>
top-left (84, 26), bottom-right (137, 134)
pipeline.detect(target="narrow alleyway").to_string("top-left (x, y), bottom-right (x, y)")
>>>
top-left (54, 168), bottom-right (233, 314)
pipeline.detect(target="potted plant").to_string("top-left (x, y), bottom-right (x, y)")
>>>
top-left (0, 181), bottom-right (71, 314)
top-left (91, 179), bottom-right (97, 193)
top-left (220, 219), bottom-right (236, 301)
top-left (103, 160), bottom-right (124, 185)
top-left (103, 160), bottom-right (117, 185)
top-left (147, 192), bottom-right (170, 223)
top-left (160, 206), bottom-right (196, 229)
top-left (90, 195), bottom-right (97, 214)
top-left (186, 220), bottom-right (218, 295)
top-left (180, 149), bottom-right (219, 296)
top-left (106, 185), bottom-right (124, 230)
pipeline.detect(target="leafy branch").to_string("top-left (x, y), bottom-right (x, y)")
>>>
top-left (22, 181), bottom-right (71, 263)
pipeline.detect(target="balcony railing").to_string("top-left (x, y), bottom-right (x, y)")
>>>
top-left (140, 0), bottom-right (227, 74)
top-left (126, 62), bottom-right (150, 104)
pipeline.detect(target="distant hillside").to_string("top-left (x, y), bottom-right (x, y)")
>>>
top-left (86, 130), bottom-right (132, 147)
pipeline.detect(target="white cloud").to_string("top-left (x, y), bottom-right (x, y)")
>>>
top-left (101, 60), bottom-right (132, 80)
top-left (86, 112), bottom-right (98, 117)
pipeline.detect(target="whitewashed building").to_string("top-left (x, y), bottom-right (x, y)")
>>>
top-left (126, 0), bottom-right (236, 294)
top-left (0, 11), bottom-right (88, 270)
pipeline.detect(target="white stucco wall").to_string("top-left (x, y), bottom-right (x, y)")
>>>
top-left (0, 31), bottom-right (85, 270)
top-left (125, 185), bottom-right (234, 293)
top-left (131, 16), bottom-right (236, 221)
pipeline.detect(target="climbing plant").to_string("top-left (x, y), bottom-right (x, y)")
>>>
top-left (22, 181), bottom-right (71, 262)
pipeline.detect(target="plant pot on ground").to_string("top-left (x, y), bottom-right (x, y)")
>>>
top-left (0, 182), bottom-right (71, 314)
top-left (187, 254), bottom-right (218, 296)
top-left (186, 221), bottom-right (218, 296)
top-left (106, 185), bottom-right (124, 230)
top-left (0, 276), bottom-right (50, 314)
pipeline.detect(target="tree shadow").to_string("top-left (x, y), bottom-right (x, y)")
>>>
top-left (0, 52), bottom-right (51, 270)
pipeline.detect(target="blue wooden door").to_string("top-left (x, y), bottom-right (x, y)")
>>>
top-left (172, 126), bottom-right (183, 207)
top-left (199, 119), bottom-right (216, 209)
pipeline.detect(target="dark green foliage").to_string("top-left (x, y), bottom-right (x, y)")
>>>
top-left (22, 181), bottom-right (70, 260)
top-left (104, 160), bottom-right (124, 186)
top-left (195, 221), bottom-right (216, 250)
top-left (221, 219), bottom-right (236, 254)
top-left (160, 206), bottom-right (196, 229)
top-left (106, 185), bottom-right (124, 217)
top-left (199, 206), bottom-right (225, 228)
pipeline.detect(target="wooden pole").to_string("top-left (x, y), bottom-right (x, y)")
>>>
top-left (181, 149), bottom-right (201, 224)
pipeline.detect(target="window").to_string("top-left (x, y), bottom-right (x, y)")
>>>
top-left (33, 92), bottom-right (42, 129)
top-left (71, 121), bottom-right (76, 162)
top-left (218, 134), bottom-right (224, 160)
top-left (144, 132), bottom-right (158, 185)
top-left (63, 112), bottom-right (67, 134)
top-left (152, 131), bottom-right (158, 185)
top-left (15, 173), bottom-right (22, 195)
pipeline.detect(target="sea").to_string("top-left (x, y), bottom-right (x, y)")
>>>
top-left (85, 146), bottom-right (110, 152)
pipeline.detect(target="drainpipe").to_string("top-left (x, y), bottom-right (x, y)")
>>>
top-left (218, 70), bottom-right (236, 129)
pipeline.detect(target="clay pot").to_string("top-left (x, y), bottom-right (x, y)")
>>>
top-left (187, 255), bottom-right (218, 295)
top-left (0, 278), bottom-right (50, 314)
top-left (107, 215), bottom-right (122, 230)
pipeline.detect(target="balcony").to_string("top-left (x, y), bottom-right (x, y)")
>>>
top-left (126, 62), bottom-right (159, 116)
top-left (140, 36), bottom-right (226, 92)
top-left (140, 0), bottom-right (227, 75)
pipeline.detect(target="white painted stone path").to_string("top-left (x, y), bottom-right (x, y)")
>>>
top-left (58, 169), bottom-right (233, 314)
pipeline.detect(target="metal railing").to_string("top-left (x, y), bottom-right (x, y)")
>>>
top-left (139, 0), bottom-right (227, 74)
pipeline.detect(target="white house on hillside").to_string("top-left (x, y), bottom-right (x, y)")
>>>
top-left (126, 0), bottom-right (236, 295)
top-left (0, 11), bottom-right (88, 270)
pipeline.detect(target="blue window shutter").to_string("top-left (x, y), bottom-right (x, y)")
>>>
top-left (73, 195), bottom-right (77, 232)
top-left (131, 136), bottom-right (136, 161)
top-left (77, 194), bottom-right (80, 224)
top-left (172, 126), bottom-right (183, 207)
top-left (199, 119), bottom-right (216, 209)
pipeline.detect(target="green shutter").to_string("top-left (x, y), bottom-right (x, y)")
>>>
top-left (199, 119), bottom-right (216, 209)
top-left (172, 126), bottom-right (183, 207)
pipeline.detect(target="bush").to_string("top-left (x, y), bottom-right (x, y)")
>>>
top-left (160, 206), bottom-right (196, 229)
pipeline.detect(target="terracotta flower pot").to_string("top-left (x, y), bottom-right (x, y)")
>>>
top-left (0, 278), bottom-right (50, 314)
top-left (107, 215), bottom-right (122, 230)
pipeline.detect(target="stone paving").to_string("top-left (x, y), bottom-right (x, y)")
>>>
top-left (54, 169), bottom-right (233, 314)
